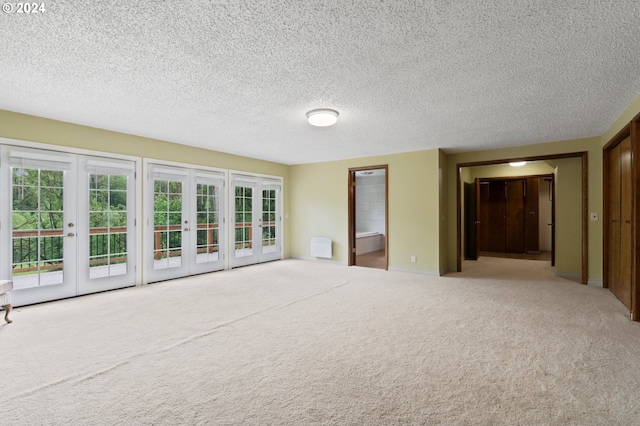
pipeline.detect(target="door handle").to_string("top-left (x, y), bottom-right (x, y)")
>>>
top-left (65, 233), bottom-right (75, 237)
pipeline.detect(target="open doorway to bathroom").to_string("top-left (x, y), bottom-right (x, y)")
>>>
top-left (348, 165), bottom-right (388, 270)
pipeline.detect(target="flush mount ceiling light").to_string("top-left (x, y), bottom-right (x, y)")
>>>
top-left (509, 161), bottom-right (527, 167)
top-left (306, 108), bottom-right (339, 127)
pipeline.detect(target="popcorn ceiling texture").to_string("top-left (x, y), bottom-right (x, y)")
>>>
top-left (1, 1), bottom-right (639, 164)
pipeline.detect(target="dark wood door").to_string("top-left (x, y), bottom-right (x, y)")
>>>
top-left (478, 182), bottom-right (489, 252)
top-left (620, 136), bottom-right (633, 309)
top-left (464, 182), bottom-right (477, 260)
top-left (506, 179), bottom-right (525, 253)
top-left (608, 136), bottom-right (633, 310)
top-left (488, 181), bottom-right (506, 252)
top-left (525, 178), bottom-right (540, 254)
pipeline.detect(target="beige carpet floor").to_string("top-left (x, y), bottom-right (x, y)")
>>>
top-left (1, 258), bottom-right (639, 425)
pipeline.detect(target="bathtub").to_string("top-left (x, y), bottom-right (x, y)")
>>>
top-left (355, 231), bottom-right (385, 255)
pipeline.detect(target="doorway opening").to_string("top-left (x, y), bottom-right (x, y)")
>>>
top-left (456, 152), bottom-right (588, 284)
top-left (348, 165), bottom-right (388, 270)
top-left (465, 173), bottom-right (555, 265)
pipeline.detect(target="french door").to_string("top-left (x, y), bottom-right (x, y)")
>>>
top-left (230, 175), bottom-right (282, 268)
top-left (0, 146), bottom-right (137, 306)
top-left (146, 164), bottom-right (225, 283)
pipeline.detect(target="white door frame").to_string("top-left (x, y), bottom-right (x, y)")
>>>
top-left (144, 160), bottom-right (227, 283)
top-left (229, 172), bottom-right (283, 268)
top-left (0, 143), bottom-right (141, 306)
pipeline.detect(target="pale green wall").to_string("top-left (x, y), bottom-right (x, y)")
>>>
top-left (290, 149), bottom-right (442, 273)
top-left (0, 109), bottom-right (292, 257)
top-left (554, 157), bottom-right (582, 277)
top-left (469, 162), bottom-right (555, 180)
top-left (438, 149), bottom-right (449, 273)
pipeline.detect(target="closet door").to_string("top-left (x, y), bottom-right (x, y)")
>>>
top-left (487, 181), bottom-right (506, 252)
top-left (477, 181), bottom-right (489, 252)
top-left (505, 179), bottom-right (525, 253)
top-left (608, 136), bottom-right (633, 310)
top-left (525, 178), bottom-right (540, 254)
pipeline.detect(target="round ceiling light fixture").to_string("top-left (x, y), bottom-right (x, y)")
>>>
top-left (509, 161), bottom-right (526, 167)
top-left (306, 108), bottom-right (339, 127)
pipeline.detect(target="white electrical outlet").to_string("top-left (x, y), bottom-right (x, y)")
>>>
top-left (411, 256), bottom-right (417, 263)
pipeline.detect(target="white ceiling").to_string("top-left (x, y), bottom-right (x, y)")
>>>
top-left (2, 1), bottom-right (640, 165)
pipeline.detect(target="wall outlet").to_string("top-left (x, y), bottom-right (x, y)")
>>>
top-left (411, 255), bottom-right (417, 263)
top-left (590, 212), bottom-right (598, 221)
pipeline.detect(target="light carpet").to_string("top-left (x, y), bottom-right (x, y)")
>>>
top-left (1, 258), bottom-right (639, 425)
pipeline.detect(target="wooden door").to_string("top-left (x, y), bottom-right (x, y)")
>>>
top-left (488, 181), bottom-right (506, 252)
top-left (464, 182), bottom-right (478, 260)
top-left (609, 136), bottom-right (633, 309)
top-left (478, 182), bottom-right (489, 252)
top-left (619, 136), bottom-right (633, 309)
top-left (525, 178), bottom-right (540, 254)
top-left (505, 179), bottom-right (525, 253)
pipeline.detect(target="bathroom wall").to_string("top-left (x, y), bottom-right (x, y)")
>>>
top-left (356, 173), bottom-right (386, 234)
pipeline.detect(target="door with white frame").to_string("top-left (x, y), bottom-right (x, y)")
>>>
top-left (0, 146), bottom-right (137, 306)
top-left (77, 156), bottom-right (137, 295)
top-left (146, 164), bottom-right (225, 283)
top-left (230, 174), bottom-right (282, 268)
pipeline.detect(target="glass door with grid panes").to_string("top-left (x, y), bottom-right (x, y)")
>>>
top-left (77, 156), bottom-right (136, 295)
top-left (230, 175), bottom-right (282, 268)
top-left (191, 171), bottom-right (225, 274)
top-left (146, 164), bottom-right (225, 283)
top-left (1, 147), bottom-right (78, 306)
top-left (0, 146), bottom-right (138, 306)
top-left (259, 181), bottom-right (282, 263)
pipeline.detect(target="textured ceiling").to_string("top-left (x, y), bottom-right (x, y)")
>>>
top-left (2, 1), bottom-right (640, 165)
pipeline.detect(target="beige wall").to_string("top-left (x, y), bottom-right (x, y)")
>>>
top-left (0, 109), bottom-right (292, 257)
top-left (290, 149), bottom-right (442, 274)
